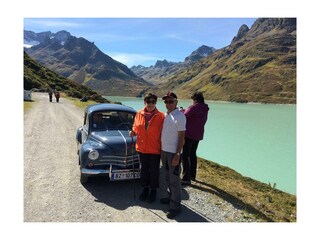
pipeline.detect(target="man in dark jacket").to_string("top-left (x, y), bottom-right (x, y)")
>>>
top-left (181, 92), bottom-right (209, 185)
top-left (48, 90), bottom-right (53, 102)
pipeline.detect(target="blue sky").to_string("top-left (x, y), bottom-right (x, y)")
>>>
top-left (24, 18), bottom-right (257, 67)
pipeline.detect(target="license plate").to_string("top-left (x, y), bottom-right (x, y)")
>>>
top-left (110, 171), bottom-right (140, 181)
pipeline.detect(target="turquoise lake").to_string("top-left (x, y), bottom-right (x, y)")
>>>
top-left (106, 96), bottom-right (296, 195)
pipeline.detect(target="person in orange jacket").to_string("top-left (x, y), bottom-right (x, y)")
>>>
top-left (129, 93), bottom-right (165, 203)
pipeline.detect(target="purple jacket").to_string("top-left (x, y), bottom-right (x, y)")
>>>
top-left (184, 102), bottom-right (209, 141)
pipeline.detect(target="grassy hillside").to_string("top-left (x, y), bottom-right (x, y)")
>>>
top-left (196, 157), bottom-right (296, 222)
top-left (150, 18), bottom-right (296, 104)
top-left (24, 52), bottom-right (108, 103)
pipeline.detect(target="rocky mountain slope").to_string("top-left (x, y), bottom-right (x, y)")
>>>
top-left (131, 45), bottom-right (216, 84)
top-left (24, 30), bottom-right (151, 97)
top-left (24, 18), bottom-right (296, 104)
top-left (148, 18), bottom-right (296, 104)
top-left (24, 51), bottom-right (108, 103)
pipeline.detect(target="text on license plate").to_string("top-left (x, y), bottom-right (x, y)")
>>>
top-left (111, 172), bottom-right (140, 180)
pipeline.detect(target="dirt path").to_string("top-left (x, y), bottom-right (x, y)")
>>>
top-left (24, 92), bottom-right (253, 222)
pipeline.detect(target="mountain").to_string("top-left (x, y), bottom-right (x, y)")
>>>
top-left (24, 51), bottom-right (108, 103)
top-left (148, 18), bottom-right (296, 104)
top-left (131, 45), bottom-right (216, 84)
top-left (231, 24), bottom-right (250, 44)
top-left (184, 45), bottom-right (216, 63)
top-left (24, 30), bottom-right (151, 97)
top-left (24, 30), bottom-right (72, 50)
top-left (130, 59), bottom-right (179, 85)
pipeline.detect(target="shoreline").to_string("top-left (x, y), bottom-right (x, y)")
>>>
top-left (196, 157), bottom-right (296, 222)
top-left (103, 95), bottom-right (296, 106)
top-left (197, 155), bottom-right (295, 195)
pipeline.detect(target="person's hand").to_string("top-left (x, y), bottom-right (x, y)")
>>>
top-left (129, 131), bottom-right (135, 137)
top-left (172, 154), bottom-right (180, 166)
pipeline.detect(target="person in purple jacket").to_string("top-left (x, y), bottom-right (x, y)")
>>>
top-left (181, 92), bottom-right (209, 185)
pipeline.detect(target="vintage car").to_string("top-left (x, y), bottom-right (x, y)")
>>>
top-left (76, 103), bottom-right (140, 183)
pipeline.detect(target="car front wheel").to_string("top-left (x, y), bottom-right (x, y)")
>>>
top-left (80, 169), bottom-right (89, 184)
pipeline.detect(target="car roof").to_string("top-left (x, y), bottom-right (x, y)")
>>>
top-left (85, 103), bottom-right (136, 115)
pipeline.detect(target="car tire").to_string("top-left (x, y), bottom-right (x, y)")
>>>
top-left (80, 171), bottom-right (89, 184)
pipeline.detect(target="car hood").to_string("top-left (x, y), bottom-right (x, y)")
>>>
top-left (90, 130), bottom-right (135, 156)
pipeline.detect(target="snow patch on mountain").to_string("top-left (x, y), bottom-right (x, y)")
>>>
top-left (24, 40), bottom-right (40, 48)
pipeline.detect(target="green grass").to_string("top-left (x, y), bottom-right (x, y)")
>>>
top-left (63, 93), bottom-right (97, 109)
top-left (24, 100), bottom-right (36, 113)
top-left (71, 99), bottom-right (97, 109)
top-left (195, 157), bottom-right (296, 222)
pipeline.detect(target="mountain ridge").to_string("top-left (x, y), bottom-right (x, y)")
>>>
top-left (24, 30), bottom-right (151, 97)
top-left (130, 45), bottom-right (216, 84)
top-left (24, 51), bottom-right (108, 103)
top-left (148, 18), bottom-right (296, 104)
top-left (24, 18), bottom-right (296, 104)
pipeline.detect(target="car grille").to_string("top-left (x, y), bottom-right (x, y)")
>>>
top-left (98, 154), bottom-right (140, 167)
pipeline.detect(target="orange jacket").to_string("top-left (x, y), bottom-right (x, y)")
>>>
top-left (132, 108), bottom-right (165, 154)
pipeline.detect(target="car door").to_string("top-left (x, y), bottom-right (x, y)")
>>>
top-left (81, 112), bottom-right (89, 144)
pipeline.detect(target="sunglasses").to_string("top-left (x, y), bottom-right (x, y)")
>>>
top-left (146, 100), bottom-right (156, 104)
top-left (164, 100), bottom-right (176, 104)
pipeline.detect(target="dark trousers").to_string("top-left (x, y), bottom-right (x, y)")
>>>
top-left (182, 137), bottom-right (199, 181)
top-left (139, 152), bottom-right (160, 189)
top-left (161, 151), bottom-right (181, 210)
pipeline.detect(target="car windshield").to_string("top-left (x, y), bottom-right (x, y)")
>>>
top-left (91, 111), bottom-right (135, 131)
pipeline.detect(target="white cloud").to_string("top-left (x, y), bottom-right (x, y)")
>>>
top-left (24, 19), bottom-right (83, 30)
top-left (86, 33), bottom-right (146, 42)
top-left (166, 33), bottom-right (202, 45)
top-left (107, 52), bottom-right (159, 67)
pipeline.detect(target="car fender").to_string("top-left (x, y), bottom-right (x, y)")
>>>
top-left (79, 137), bottom-right (110, 168)
top-left (76, 127), bottom-right (83, 144)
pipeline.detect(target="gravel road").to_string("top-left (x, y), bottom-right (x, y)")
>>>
top-left (24, 92), bottom-right (256, 222)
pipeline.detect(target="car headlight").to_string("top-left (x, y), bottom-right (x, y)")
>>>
top-left (88, 150), bottom-right (99, 160)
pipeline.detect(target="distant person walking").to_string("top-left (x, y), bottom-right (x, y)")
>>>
top-left (160, 91), bottom-right (186, 219)
top-left (54, 91), bottom-right (60, 103)
top-left (181, 92), bottom-right (209, 185)
top-left (48, 90), bottom-right (53, 102)
top-left (129, 93), bottom-right (165, 203)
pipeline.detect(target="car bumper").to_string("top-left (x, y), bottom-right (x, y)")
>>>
top-left (81, 166), bottom-right (141, 179)
top-left (81, 168), bottom-right (110, 175)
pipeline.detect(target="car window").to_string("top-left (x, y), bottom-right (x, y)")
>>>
top-left (91, 111), bottom-right (135, 131)
top-left (84, 113), bottom-right (89, 131)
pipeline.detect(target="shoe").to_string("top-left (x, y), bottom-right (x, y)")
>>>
top-left (166, 209), bottom-right (181, 219)
top-left (139, 187), bottom-right (149, 201)
top-left (160, 197), bottom-right (170, 204)
top-left (181, 180), bottom-right (191, 185)
top-left (191, 177), bottom-right (196, 181)
top-left (148, 189), bottom-right (157, 203)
